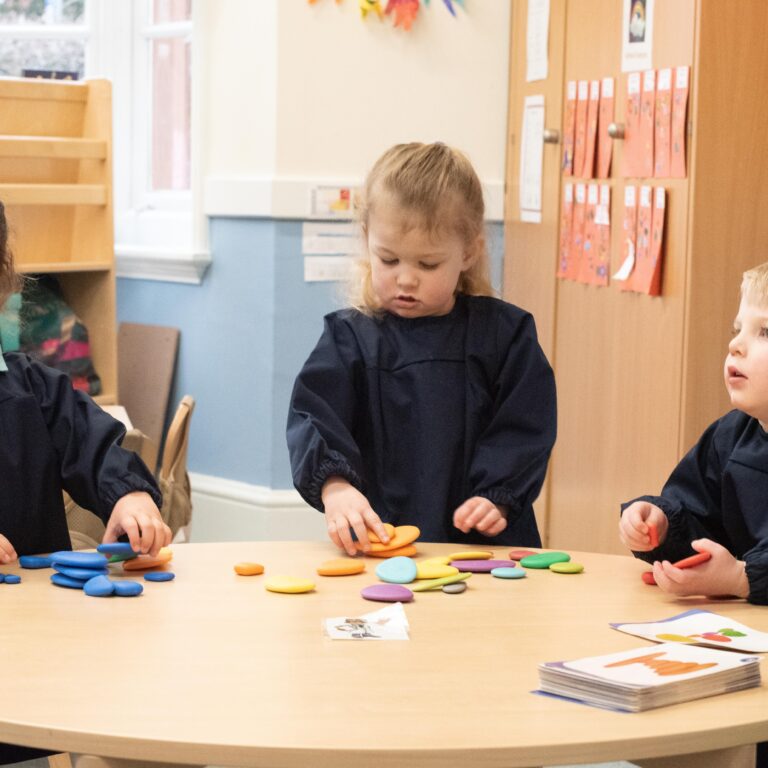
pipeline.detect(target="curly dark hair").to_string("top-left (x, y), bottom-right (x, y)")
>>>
top-left (0, 201), bottom-right (20, 309)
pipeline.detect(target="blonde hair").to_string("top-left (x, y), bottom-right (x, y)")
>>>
top-left (0, 201), bottom-right (20, 311)
top-left (741, 262), bottom-right (768, 308)
top-left (350, 142), bottom-right (494, 314)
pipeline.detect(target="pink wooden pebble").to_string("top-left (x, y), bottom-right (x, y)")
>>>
top-left (508, 549), bottom-right (538, 561)
top-left (360, 584), bottom-right (413, 602)
top-left (450, 559), bottom-right (517, 573)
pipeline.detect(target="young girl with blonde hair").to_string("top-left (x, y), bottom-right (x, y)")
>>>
top-left (287, 143), bottom-right (556, 555)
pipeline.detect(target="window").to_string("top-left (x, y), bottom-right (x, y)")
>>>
top-left (0, 0), bottom-right (208, 283)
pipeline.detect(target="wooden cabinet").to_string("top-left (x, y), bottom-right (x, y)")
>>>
top-left (0, 77), bottom-right (117, 403)
top-left (504, 1), bottom-right (768, 553)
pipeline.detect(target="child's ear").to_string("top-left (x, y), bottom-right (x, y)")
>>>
top-left (462, 235), bottom-right (483, 270)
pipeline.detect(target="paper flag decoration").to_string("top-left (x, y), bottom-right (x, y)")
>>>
top-left (310, 0), bottom-right (463, 30)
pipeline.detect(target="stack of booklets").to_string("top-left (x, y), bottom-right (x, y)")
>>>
top-left (538, 642), bottom-right (761, 712)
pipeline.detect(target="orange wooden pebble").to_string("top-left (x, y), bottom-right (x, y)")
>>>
top-left (317, 558), bottom-right (366, 576)
top-left (234, 562), bottom-right (265, 576)
top-left (367, 523), bottom-right (396, 545)
top-left (365, 544), bottom-right (418, 558)
top-left (122, 548), bottom-right (173, 571)
top-left (357, 525), bottom-right (420, 553)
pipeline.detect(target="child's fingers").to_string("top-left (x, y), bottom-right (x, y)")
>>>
top-left (325, 520), bottom-right (345, 552)
top-left (480, 517), bottom-right (508, 538)
top-left (332, 519), bottom-right (359, 557)
top-left (365, 511), bottom-right (389, 544)
top-left (458, 498), bottom-right (492, 532)
top-left (0, 535), bottom-right (16, 563)
top-left (473, 508), bottom-right (502, 533)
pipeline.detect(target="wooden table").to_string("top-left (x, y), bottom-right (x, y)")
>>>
top-left (1, 541), bottom-right (766, 768)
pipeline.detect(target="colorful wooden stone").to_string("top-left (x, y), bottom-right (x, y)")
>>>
top-left (508, 549), bottom-right (539, 561)
top-left (0, 574), bottom-right (5, 583)
top-left (447, 550), bottom-right (494, 561)
top-left (123, 548), bottom-right (173, 571)
top-left (113, 580), bottom-right (143, 597)
top-left (84, 575), bottom-right (115, 597)
top-left (367, 523), bottom-right (396, 544)
top-left (549, 562), bottom-right (584, 574)
top-left (451, 559), bottom-right (517, 573)
top-left (415, 563), bottom-right (459, 580)
top-left (365, 545), bottom-right (418, 558)
top-left (647, 522), bottom-right (659, 549)
top-left (3, 574), bottom-right (20, 584)
top-left (265, 576), bottom-right (316, 594)
top-left (520, 552), bottom-right (571, 569)
top-left (54, 565), bottom-right (110, 580)
top-left (144, 571), bottom-right (175, 582)
top-left (317, 558), bottom-right (366, 576)
top-left (50, 573), bottom-right (87, 589)
top-left (50, 551), bottom-right (108, 569)
top-left (641, 571), bottom-right (656, 585)
top-left (360, 584), bottom-right (413, 603)
top-left (234, 562), bottom-right (265, 576)
top-left (357, 525), bottom-right (420, 553)
top-left (491, 567), bottom-right (526, 579)
top-left (410, 572), bottom-right (471, 592)
top-left (442, 582), bottom-right (467, 594)
top-left (419, 556), bottom-right (451, 566)
top-left (97, 543), bottom-right (139, 557)
top-left (19, 555), bottom-right (52, 569)
top-left (375, 556), bottom-right (417, 584)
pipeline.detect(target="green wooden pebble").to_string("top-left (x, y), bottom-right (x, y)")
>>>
top-left (491, 567), bottom-right (526, 579)
top-left (549, 561), bottom-right (584, 574)
top-left (520, 551), bottom-right (571, 569)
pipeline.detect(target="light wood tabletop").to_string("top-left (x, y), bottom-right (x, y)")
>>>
top-left (1, 541), bottom-right (766, 768)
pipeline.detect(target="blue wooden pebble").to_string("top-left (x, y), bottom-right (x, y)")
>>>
top-left (376, 556), bottom-right (417, 584)
top-left (19, 555), bottom-right (53, 569)
top-left (50, 551), bottom-right (108, 569)
top-left (113, 580), bottom-right (143, 597)
top-left (491, 567), bottom-right (526, 579)
top-left (3, 575), bottom-right (20, 584)
top-left (0, 574), bottom-right (4, 583)
top-left (84, 575), bottom-right (115, 597)
top-left (144, 571), bottom-right (175, 582)
top-left (97, 543), bottom-right (138, 556)
top-left (51, 573), bottom-right (88, 589)
top-left (54, 565), bottom-right (109, 580)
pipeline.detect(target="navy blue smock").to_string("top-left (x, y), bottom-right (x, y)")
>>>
top-left (0, 352), bottom-right (162, 556)
top-left (287, 295), bottom-right (557, 545)
top-left (622, 410), bottom-right (768, 604)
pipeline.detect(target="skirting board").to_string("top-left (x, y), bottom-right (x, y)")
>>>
top-left (188, 472), bottom-right (328, 543)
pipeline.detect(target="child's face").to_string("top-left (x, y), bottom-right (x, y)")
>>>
top-left (725, 294), bottom-right (768, 427)
top-left (366, 201), bottom-right (476, 318)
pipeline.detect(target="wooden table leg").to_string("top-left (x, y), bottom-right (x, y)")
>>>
top-left (633, 743), bottom-right (756, 768)
top-left (71, 755), bottom-right (198, 768)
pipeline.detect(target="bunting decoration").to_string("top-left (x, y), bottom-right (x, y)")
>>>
top-left (308, 0), bottom-right (465, 31)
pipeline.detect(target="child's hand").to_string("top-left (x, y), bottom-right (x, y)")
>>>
top-left (651, 539), bottom-right (749, 599)
top-left (321, 477), bottom-right (389, 556)
top-left (0, 534), bottom-right (16, 564)
top-left (619, 501), bottom-right (668, 551)
top-left (103, 492), bottom-right (172, 557)
top-left (453, 497), bottom-right (508, 537)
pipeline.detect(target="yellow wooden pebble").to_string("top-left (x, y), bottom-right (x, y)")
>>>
top-left (234, 562), bottom-right (264, 576)
top-left (317, 558), bottom-right (366, 576)
top-left (367, 523), bottom-right (396, 544)
top-left (411, 572), bottom-right (471, 592)
top-left (447, 550), bottom-right (494, 561)
top-left (415, 563), bottom-right (459, 580)
top-left (419, 556), bottom-right (451, 567)
top-left (265, 576), bottom-right (316, 594)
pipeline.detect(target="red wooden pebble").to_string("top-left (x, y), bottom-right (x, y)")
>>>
top-left (641, 571), bottom-right (656, 585)
top-left (673, 551), bottom-right (712, 569)
top-left (647, 522), bottom-right (659, 548)
top-left (508, 550), bottom-right (538, 561)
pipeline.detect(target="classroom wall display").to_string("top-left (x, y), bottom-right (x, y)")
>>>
top-left (307, 0), bottom-right (465, 32)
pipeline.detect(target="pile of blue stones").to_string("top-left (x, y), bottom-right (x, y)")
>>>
top-left (20, 543), bottom-right (147, 597)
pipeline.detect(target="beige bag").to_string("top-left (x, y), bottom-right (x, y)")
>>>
top-left (65, 397), bottom-right (195, 548)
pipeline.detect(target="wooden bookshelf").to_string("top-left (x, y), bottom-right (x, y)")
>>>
top-left (0, 77), bottom-right (117, 403)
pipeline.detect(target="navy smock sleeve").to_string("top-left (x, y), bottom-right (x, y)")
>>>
top-left (28, 358), bottom-right (162, 521)
top-left (287, 315), bottom-right (365, 510)
top-left (468, 310), bottom-right (556, 523)
top-left (621, 420), bottom-right (727, 565)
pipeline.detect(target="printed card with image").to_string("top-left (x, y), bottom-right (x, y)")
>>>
top-left (615, 185), bottom-right (638, 285)
top-left (573, 81), bottom-right (589, 177)
top-left (670, 66), bottom-right (690, 178)
top-left (578, 184), bottom-right (599, 285)
top-left (569, 183), bottom-right (587, 280)
top-left (582, 80), bottom-right (600, 180)
top-left (638, 69), bottom-right (656, 178)
top-left (562, 80), bottom-right (577, 176)
top-left (594, 184), bottom-right (611, 286)
top-left (654, 68), bottom-right (672, 177)
top-left (621, 72), bottom-right (642, 178)
top-left (623, 185), bottom-right (653, 293)
top-left (596, 77), bottom-right (615, 179)
top-left (557, 183), bottom-right (575, 279)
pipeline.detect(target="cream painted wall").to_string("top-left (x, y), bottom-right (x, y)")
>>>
top-left (202, 0), bottom-right (511, 205)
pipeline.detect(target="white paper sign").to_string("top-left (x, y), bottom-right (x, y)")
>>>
top-left (526, 0), bottom-right (550, 82)
top-left (519, 94), bottom-right (545, 223)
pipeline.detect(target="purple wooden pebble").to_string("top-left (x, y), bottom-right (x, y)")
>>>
top-left (360, 584), bottom-right (413, 603)
top-left (450, 559), bottom-right (517, 573)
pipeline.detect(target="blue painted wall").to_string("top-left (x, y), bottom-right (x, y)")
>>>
top-left (117, 218), bottom-right (505, 489)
